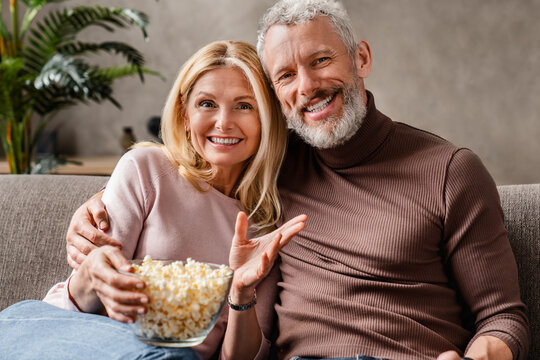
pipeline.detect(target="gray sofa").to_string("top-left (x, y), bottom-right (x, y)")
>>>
top-left (0, 175), bottom-right (538, 358)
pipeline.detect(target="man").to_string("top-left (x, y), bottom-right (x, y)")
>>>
top-left (66, 1), bottom-right (529, 359)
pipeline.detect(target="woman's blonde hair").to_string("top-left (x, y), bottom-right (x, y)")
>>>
top-left (141, 40), bottom-right (287, 234)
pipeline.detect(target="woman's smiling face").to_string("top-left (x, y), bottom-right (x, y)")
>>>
top-left (184, 67), bottom-right (261, 180)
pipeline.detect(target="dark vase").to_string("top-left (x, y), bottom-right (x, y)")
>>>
top-left (120, 127), bottom-right (137, 151)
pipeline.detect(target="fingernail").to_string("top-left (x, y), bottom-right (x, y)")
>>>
top-left (140, 297), bottom-right (148, 304)
top-left (136, 282), bottom-right (144, 289)
top-left (138, 308), bottom-right (146, 314)
top-left (99, 221), bottom-right (107, 229)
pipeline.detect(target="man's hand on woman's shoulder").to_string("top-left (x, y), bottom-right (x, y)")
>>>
top-left (66, 190), bottom-right (122, 270)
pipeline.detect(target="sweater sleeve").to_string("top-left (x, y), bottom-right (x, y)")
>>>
top-left (101, 149), bottom-right (149, 258)
top-left (42, 272), bottom-right (79, 311)
top-left (254, 262), bottom-right (279, 360)
top-left (218, 262), bottom-right (279, 360)
top-left (442, 149), bottom-right (530, 360)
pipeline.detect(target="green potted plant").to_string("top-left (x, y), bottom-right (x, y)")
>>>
top-left (0, 0), bottom-right (157, 173)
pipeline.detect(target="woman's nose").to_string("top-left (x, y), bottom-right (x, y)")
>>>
top-left (215, 109), bottom-right (234, 131)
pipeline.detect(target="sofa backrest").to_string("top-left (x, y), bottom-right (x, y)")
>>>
top-left (0, 175), bottom-right (108, 311)
top-left (0, 176), bottom-right (538, 358)
top-left (498, 184), bottom-right (540, 359)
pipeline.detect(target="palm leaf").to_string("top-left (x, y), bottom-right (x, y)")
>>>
top-left (65, 6), bottom-right (149, 39)
top-left (23, 9), bottom-right (67, 72)
top-left (32, 84), bottom-right (75, 115)
top-left (119, 8), bottom-right (149, 40)
top-left (22, 6), bottom-right (149, 75)
top-left (57, 41), bottom-right (146, 80)
top-left (0, 58), bottom-right (27, 121)
top-left (19, 1), bottom-right (68, 41)
top-left (0, 1), bottom-right (9, 40)
top-left (58, 41), bottom-right (144, 66)
top-left (20, 0), bottom-right (68, 7)
top-left (32, 53), bottom-right (123, 114)
top-left (96, 64), bottom-right (164, 82)
top-left (34, 54), bottom-right (91, 94)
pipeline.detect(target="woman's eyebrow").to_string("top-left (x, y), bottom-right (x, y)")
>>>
top-left (233, 95), bottom-right (256, 101)
top-left (194, 91), bottom-right (215, 98)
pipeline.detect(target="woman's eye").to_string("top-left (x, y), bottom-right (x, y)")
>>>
top-left (199, 100), bottom-right (215, 108)
top-left (238, 103), bottom-right (253, 110)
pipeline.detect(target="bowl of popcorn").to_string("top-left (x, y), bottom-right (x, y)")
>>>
top-left (128, 256), bottom-right (233, 347)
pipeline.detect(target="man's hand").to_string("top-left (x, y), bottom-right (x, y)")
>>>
top-left (436, 351), bottom-right (462, 360)
top-left (66, 190), bottom-right (122, 270)
top-left (437, 335), bottom-right (513, 360)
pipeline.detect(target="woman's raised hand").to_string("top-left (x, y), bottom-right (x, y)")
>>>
top-left (70, 245), bottom-right (148, 323)
top-left (229, 212), bottom-right (307, 291)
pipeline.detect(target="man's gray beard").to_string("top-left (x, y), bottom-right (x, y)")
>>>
top-left (285, 82), bottom-right (366, 149)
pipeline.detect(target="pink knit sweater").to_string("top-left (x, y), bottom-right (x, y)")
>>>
top-left (44, 147), bottom-right (278, 360)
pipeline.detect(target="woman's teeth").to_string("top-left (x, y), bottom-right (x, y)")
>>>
top-left (209, 137), bottom-right (241, 145)
top-left (305, 94), bottom-right (334, 113)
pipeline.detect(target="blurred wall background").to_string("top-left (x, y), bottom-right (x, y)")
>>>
top-left (9, 0), bottom-right (539, 185)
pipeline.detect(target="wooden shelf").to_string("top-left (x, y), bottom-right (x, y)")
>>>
top-left (0, 156), bottom-right (121, 176)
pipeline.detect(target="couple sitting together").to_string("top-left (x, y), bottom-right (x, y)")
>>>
top-left (0, 0), bottom-right (529, 359)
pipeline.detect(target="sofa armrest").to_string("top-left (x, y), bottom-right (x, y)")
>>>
top-left (0, 175), bottom-right (108, 310)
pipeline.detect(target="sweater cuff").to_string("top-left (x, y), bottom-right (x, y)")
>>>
top-left (42, 272), bottom-right (81, 312)
top-left (466, 315), bottom-right (530, 360)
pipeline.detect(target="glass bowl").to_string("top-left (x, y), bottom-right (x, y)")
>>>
top-left (125, 257), bottom-right (233, 347)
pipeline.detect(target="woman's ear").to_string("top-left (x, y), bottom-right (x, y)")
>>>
top-left (180, 100), bottom-right (190, 131)
top-left (354, 40), bottom-right (372, 79)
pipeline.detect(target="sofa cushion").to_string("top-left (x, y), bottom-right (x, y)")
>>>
top-left (0, 175), bottom-right (108, 311)
top-left (0, 176), bottom-right (537, 358)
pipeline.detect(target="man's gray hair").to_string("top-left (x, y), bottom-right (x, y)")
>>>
top-left (256, 0), bottom-right (357, 73)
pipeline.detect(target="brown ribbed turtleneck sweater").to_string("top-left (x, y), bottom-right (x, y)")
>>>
top-left (275, 92), bottom-right (529, 360)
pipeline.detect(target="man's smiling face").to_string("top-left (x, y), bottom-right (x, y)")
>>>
top-left (263, 16), bottom-right (371, 148)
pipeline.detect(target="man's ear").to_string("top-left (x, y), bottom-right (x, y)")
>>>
top-left (354, 40), bottom-right (372, 79)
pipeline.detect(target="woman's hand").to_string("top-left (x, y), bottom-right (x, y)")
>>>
top-left (228, 212), bottom-right (307, 296)
top-left (70, 245), bottom-right (148, 323)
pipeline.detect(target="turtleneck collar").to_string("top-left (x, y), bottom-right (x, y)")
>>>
top-left (314, 90), bottom-right (394, 169)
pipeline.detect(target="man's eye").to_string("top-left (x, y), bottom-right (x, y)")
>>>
top-left (199, 101), bottom-right (215, 108)
top-left (279, 73), bottom-right (293, 82)
top-left (315, 57), bottom-right (330, 64)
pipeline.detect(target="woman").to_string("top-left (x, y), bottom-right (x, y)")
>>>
top-left (0, 41), bottom-right (305, 360)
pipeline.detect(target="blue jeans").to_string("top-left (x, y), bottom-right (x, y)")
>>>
top-left (0, 300), bottom-right (201, 360)
top-left (290, 355), bottom-right (471, 360)
top-left (290, 356), bottom-right (385, 360)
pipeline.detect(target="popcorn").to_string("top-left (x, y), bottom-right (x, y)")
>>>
top-left (132, 256), bottom-right (233, 342)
